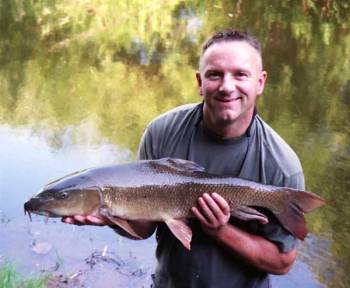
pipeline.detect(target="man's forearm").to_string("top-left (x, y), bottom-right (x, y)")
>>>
top-left (191, 193), bottom-right (296, 275)
top-left (206, 223), bottom-right (296, 275)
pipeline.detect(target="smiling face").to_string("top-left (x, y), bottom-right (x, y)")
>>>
top-left (196, 41), bottom-right (267, 137)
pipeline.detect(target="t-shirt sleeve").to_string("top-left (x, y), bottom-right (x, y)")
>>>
top-left (138, 126), bottom-right (156, 160)
top-left (284, 171), bottom-right (305, 190)
top-left (258, 172), bottom-right (305, 253)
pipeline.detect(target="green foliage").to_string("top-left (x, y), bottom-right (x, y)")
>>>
top-left (0, 261), bottom-right (48, 288)
top-left (0, 262), bottom-right (16, 288)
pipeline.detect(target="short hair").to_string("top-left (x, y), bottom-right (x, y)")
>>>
top-left (201, 29), bottom-right (262, 57)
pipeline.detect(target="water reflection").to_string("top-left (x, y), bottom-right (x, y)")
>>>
top-left (0, 123), bottom-right (131, 217)
top-left (1, 0), bottom-right (350, 287)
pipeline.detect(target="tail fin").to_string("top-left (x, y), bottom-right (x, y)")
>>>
top-left (274, 189), bottom-right (326, 240)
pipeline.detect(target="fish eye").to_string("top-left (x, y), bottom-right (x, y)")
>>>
top-left (55, 191), bottom-right (69, 200)
top-left (40, 191), bottom-right (53, 199)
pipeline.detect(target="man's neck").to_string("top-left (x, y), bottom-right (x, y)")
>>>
top-left (203, 109), bottom-right (255, 139)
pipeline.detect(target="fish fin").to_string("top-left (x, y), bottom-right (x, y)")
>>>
top-left (107, 216), bottom-right (143, 240)
top-left (165, 218), bottom-right (192, 250)
top-left (231, 206), bottom-right (269, 224)
top-left (99, 207), bottom-right (143, 240)
top-left (288, 190), bottom-right (326, 212)
top-left (275, 189), bottom-right (326, 240)
top-left (150, 158), bottom-right (206, 176)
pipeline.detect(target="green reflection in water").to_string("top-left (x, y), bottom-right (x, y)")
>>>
top-left (1, 1), bottom-right (350, 287)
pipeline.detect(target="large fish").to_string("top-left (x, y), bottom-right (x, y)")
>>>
top-left (24, 158), bottom-right (326, 250)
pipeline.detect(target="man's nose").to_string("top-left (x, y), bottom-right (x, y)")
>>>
top-left (219, 75), bottom-right (236, 94)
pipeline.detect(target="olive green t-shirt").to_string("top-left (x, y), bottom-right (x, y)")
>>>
top-left (138, 103), bottom-right (305, 288)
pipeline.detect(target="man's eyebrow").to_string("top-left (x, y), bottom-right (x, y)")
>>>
top-left (204, 69), bottom-right (223, 75)
top-left (205, 66), bottom-right (252, 74)
top-left (205, 68), bottom-right (221, 72)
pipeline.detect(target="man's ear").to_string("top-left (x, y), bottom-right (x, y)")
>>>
top-left (196, 72), bottom-right (203, 96)
top-left (257, 70), bottom-right (267, 95)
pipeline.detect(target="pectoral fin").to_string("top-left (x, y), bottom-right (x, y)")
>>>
top-left (108, 216), bottom-right (143, 240)
top-left (99, 206), bottom-right (142, 240)
top-left (165, 218), bottom-right (192, 250)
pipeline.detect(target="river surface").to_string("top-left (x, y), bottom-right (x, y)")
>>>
top-left (0, 1), bottom-right (349, 287)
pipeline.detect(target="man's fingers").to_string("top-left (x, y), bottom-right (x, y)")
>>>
top-left (62, 215), bottom-right (107, 226)
top-left (202, 193), bottom-right (229, 220)
top-left (198, 195), bottom-right (217, 223)
top-left (192, 193), bottom-right (231, 231)
top-left (74, 215), bottom-right (88, 223)
top-left (86, 215), bottom-right (107, 225)
top-left (62, 217), bottom-right (75, 224)
top-left (191, 206), bottom-right (209, 226)
top-left (211, 193), bottom-right (230, 215)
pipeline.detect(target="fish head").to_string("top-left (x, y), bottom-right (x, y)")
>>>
top-left (24, 169), bottom-right (102, 218)
top-left (24, 187), bottom-right (101, 218)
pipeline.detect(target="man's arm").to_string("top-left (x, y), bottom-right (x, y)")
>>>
top-left (191, 192), bottom-right (296, 275)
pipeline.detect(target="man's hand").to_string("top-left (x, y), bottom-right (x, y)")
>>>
top-left (192, 192), bottom-right (296, 275)
top-left (191, 193), bottom-right (230, 235)
top-left (62, 215), bottom-right (157, 240)
top-left (62, 215), bottom-right (114, 226)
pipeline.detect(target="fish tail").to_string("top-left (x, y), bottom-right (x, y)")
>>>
top-left (274, 189), bottom-right (326, 240)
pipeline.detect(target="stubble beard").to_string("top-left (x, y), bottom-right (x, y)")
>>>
top-left (203, 99), bottom-right (255, 138)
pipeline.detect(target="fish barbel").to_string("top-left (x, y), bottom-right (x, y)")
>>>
top-left (24, 158), bottom-right (326, 250)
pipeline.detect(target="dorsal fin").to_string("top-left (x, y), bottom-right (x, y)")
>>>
top-left (149, 158), bottom-right (206, 176)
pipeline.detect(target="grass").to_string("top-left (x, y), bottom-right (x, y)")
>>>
top-left (0, 261), bottom-right (48, 288)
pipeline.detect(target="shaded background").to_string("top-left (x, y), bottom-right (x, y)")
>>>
top-left (0, 0), bottom-right (349, 287)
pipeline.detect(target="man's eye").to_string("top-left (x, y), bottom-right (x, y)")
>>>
top-left (236, 72), bottom-right (248, 78)
top-left (207, 72), bottom-right (221, 79)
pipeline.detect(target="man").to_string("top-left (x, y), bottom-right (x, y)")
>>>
top-left (63, 29), bottom-right (304, 287)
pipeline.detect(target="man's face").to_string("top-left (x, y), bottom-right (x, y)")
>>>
top-left (197, 41), bottom-right (267, 129)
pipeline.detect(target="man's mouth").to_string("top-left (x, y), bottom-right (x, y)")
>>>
top-left (216, 96), bottom-right (242, 103)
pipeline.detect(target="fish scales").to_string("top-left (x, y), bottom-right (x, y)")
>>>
top-left (102, 179), bottom-right (292, 221)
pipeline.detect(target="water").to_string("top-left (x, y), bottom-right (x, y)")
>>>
top-left (1, 0), bottom-right (349, 287)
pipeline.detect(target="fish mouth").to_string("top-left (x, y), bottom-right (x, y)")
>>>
top-left (24, 208), bottom-right (57, 223)
top-left (24, 201), bottom-right (56, 222)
